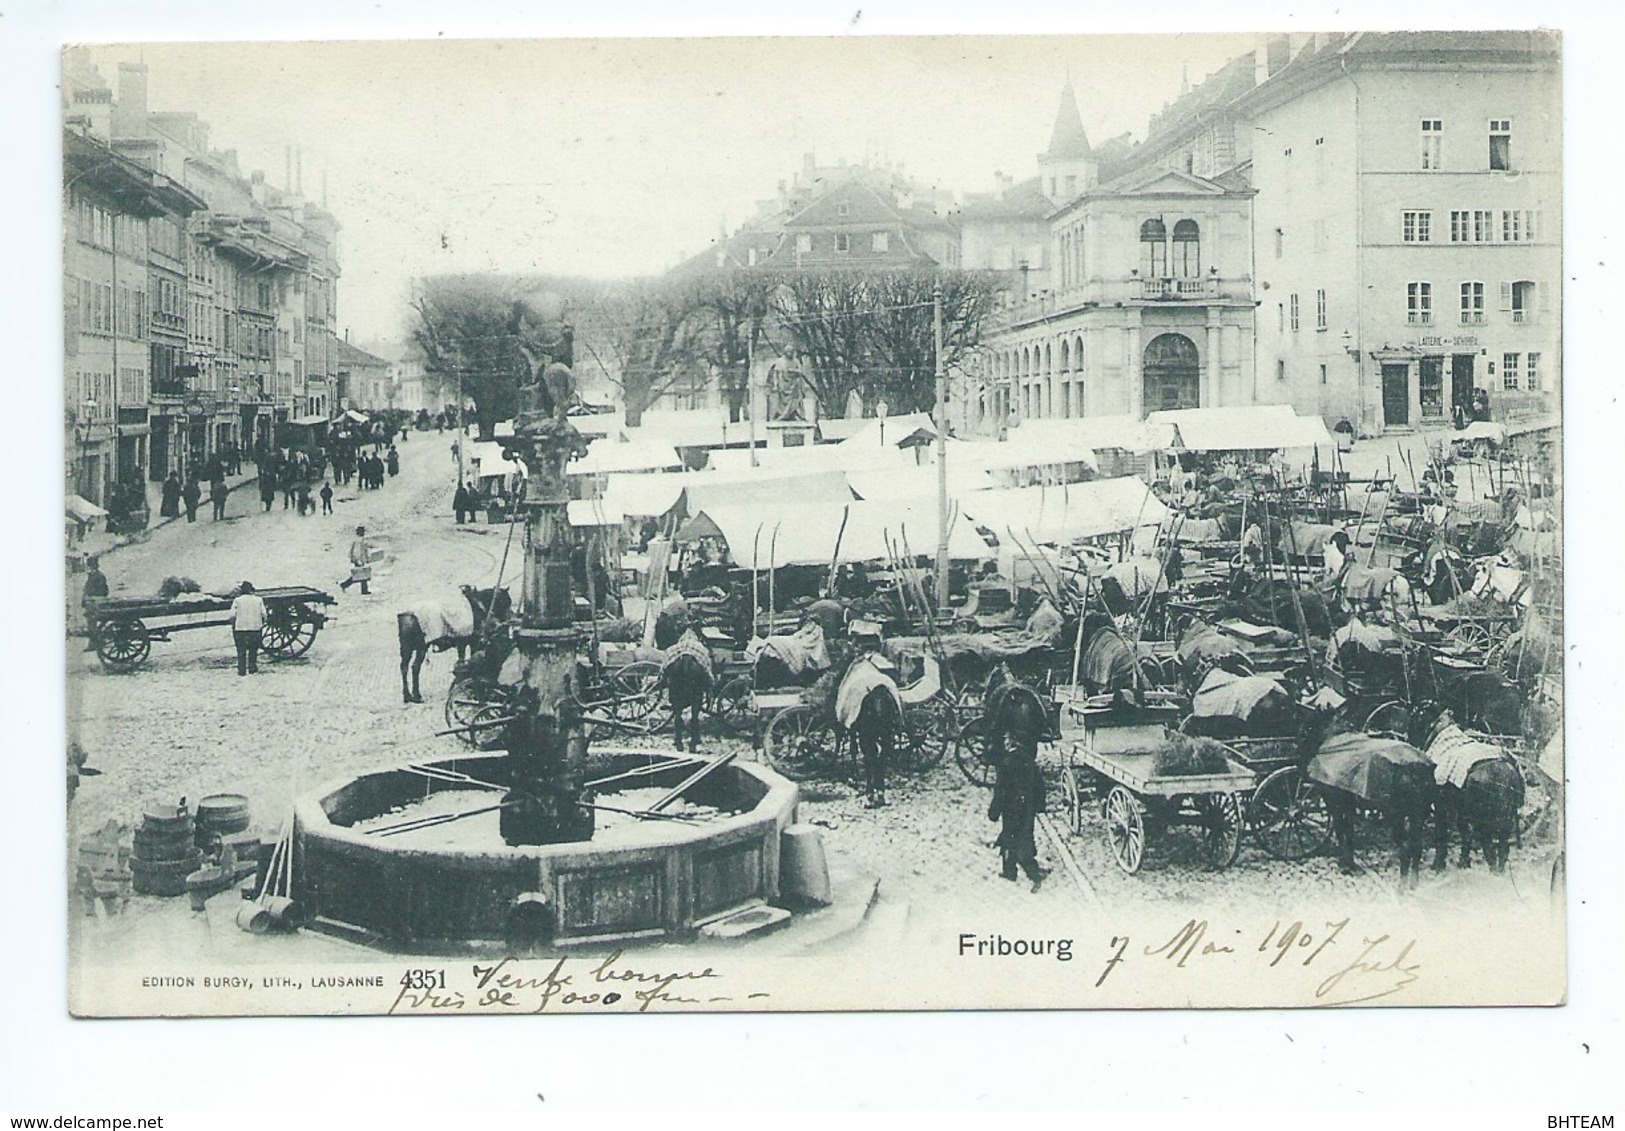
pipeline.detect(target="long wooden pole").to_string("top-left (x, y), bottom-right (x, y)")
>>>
top-left (934, 285), bottom-right (950, 613)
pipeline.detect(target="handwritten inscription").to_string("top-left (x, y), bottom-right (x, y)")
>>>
top-left (1092, 918), bottom-right (1421, 1006)
top-left (387, 950), bottom-right (738, 1016)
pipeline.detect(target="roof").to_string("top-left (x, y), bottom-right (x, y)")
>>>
top-left (1011, 415), bottom-right (1173, 454)
top-left (1044, 81), bottom-right (1092, 161)
top-left (957, 477), bottom-right (1170, 545)
top-left (632, 410), bottom-right (754, 450)
top-left (833, 411), bottom-right (938, 453)
top-left (467, 441), bottom-right (527, 478)
top-left (567, 437), bottom-right (683, 476)
top-left (600, 474), bottom-right (685, 518)
top-left (566, 499), bottom-right (624, 527)
top-left (1144, 405), bottom-right (1334, 451)
top-left (956, 177), bottom-right (1054, 223)
top-left (289, 414), bottom-right (328, 427)
top-left (678, 498), bottom-right (993, 569)
top-left (332, 339), bottom-right (391, 369)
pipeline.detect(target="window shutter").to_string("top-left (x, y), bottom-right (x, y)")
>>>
top-left (1538, 281), bottom-right (1552, 311)
top-left (1498, 282), bottom-right (1513, 312)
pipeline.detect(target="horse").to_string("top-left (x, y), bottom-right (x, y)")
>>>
top-left (398, 585), bottom-right (513, 704)
top-left (661, 629), bottom-right (714, 754)
top-left (1409, 702), bottom-right (1525, 874)
top-left (1071, 613), bottom-right (1165, 695)
top-left (1302, 706), bottom-right (1436, 886)
top-left (835, 654), bottom-right (904, 807)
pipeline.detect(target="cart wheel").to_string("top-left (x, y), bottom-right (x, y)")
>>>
top-left (611, 661), bottom-right (669, 731)
top-left (1200, 792), bottom-right (1244, 870)
top-left (445, 675), bottom-right (504, 745)
top-left (261, 606), bottom-right (318, 658)
top-left (1104, 786), bottom-right (1146, 874)
top-left (1445, 622), bottom-right (1496, 659)
top-left (953, 713), bottom-right (998, 788)
top-left (1061, 765), bottom-right (1084, 836)
top-left (1362, 700), bottom-right (1411, 741)
top-left (95, 619), bottom-right (151, 671)
top-left (763, 706), bottom-right (835, 781)
top-left (466, 703), bottom-right (510, 751)
top-left (896, 699), bottom-right (953, 773)
top-left (1249, 766), bottom-right (1333, 861)
top-left (709, 676), bottom-right (754, 738)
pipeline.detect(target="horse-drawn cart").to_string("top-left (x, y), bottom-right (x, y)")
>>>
top-left (1059, 708), bottom-right (1256, 873)
top-left (85, 586), bottom-right (336, 672)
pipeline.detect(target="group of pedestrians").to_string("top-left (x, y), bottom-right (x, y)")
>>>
top-left (158, 468), bottom-right (230, 525)
top-left (354, 445), bottom-right (398, 491)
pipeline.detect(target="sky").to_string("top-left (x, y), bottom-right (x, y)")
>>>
top-left (82, 34), bottom-right (1257, 346)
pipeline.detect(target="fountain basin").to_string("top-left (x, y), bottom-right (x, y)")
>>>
top-left (292, 749), bottom-right (799, 947)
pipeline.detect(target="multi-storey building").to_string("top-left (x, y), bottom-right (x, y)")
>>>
top-left (63, 55), bottom-right (207, 509)
top-left (332, 338), bottom-right (393, 412)
top-left (63, 53), bottom-right (346, 488)
top-left (979, 32), bottom-right (1559, 434)
top-left (1239, 31), bottom-right (1560, 433)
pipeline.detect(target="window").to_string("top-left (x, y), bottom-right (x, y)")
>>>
top-left (1407, 282), bottom-right (1433, 324)
top-left (1063, 174), bottom-right (1076, 197)
top-left (834, 233), bottom-right (850, 253)
top-left (871, 231), bottom-right (889, 253)
top-left (1139, 219), bottom-right (1168, 277)
top-left (1316, 288), bottom-right (1328, 330)
top-left (1450, 211), bottom-right (1471, 242)
top-left (795, 233), bottom-right (812, 255)
top-left (1527, 352), bottom-right (1541, 391)
top-left (1274, 228), bottom-right (1284, 258)
top-left (1501, 211), bottom-right (1522, 243)
top-left (1289, 293), bottom-right (1300, 332)
top-left (1421, 119), bottom-right (1443, 169)
top-left (1277, 303), bottom-right (1285, 332)
top-left (1504, 279), bottom-right (1537, 323)
top-left (1172, 219), bottom-right (1200, 277)
top-left (1314, 136), bottom-right (1327, 185)
top-left (1320, 363), bottom-right (1329, 386)
top-left (1489, 119), bottom-right (1512, 170)
top-left (836, 203), bottom-right (850, 217)
top-left (1503, 353), bottom-right (1521, 390)
top-left (1460, 282), bottom-right (1485, 325)
top-left (1277, 359), bottom-right (1287, 382)
top-left (1474, 210), bottom-right (1493, 242)
top-left (1403, 210), bottom-right (1432, 243)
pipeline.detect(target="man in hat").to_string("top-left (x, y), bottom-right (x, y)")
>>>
top-left (340, 525), bottom-right (374, 595)
top-left (230, 581), bottom-right (267, 676)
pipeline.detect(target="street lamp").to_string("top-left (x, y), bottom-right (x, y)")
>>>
top-left (876, 399), bottom-right (888, 447)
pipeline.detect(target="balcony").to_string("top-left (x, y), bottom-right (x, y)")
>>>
top-left (1135, 276), bottom-right (1218, 301)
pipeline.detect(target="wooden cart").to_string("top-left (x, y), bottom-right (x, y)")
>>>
top-left (1059, 711), bottom-right (1257, 874)
top-left (85, 586), bottom-right (335, 672)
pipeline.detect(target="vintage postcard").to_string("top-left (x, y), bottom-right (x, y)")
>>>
top-left (63, 32), bottom-right (1565, 1018)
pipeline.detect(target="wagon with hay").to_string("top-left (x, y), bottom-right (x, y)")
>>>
top-left (1058, 699), bottom-right (1256, 874)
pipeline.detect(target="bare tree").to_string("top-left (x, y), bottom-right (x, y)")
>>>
top-left (770, 270), bottom-right (871, 419)
top-left (860, 269), bottom-right (1002, 418)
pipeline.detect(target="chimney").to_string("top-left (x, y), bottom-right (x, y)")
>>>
top-left (112, 62), bottom-right (148, 138)
top-left (295, 148), bottom-right (303, 195)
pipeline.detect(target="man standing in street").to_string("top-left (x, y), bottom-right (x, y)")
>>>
top-left (319, 481), bottom-right (334, 515)
top-left (340, 525), bottom-right (374, 595)
top-left (210, 477), bottom-right (229, 521)
top-left (182, 477), bottom-right (202, 523)
top-left (453, 481), bottom-right (473, 525)
top-left (230, 581), bottom-right (267, 676)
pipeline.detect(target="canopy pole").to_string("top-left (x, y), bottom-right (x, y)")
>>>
top-left (934, 284), bottom-right (950, 614)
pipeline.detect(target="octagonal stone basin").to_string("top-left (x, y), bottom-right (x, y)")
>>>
top-left (292, 749), bottom-right (799, 948)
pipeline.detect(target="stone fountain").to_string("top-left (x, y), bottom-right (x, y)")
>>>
top-left (288, 361), bottom-right (806, 948)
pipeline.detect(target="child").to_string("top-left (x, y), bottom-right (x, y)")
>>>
top-left (319, 481), bottom-right (334, 515)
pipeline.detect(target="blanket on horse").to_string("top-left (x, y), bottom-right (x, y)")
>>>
top-left (1192, 668), bottom-right (1290, 721)
top-left (1079, 627), bottom-right (1154, 690)
top-left (1425, 722), bottom-right (1504, 789)
top-left (405, 594), bottom-right (476, 647)
top-left (661, 629), bottom-right (714, 681)
top-left (1308, 732), bottom-right (1432, 805)
top-left (748, 621), bottom-right (830, 676)
top-left (834, 657), bottom-right (901, 730)
top-left (1341, 565), bottom-right (1407, 604)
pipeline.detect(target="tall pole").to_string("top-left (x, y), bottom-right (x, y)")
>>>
top-left (747, 333), bottom-right (758, 468)
top-left (933, 284), bottom-right (949, 613)
top-left (455, 360), bottom-right (465, 488)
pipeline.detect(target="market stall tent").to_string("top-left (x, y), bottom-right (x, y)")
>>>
top-left (678, 498), bottom-right (992, 570)
top-left (1145, 405), bottom-right (1334, 452)
top-left (957, 477), bottom-right (1171, 546)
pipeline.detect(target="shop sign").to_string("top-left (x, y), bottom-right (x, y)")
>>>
top-left (1415, 335), bottom-right (1479, 349)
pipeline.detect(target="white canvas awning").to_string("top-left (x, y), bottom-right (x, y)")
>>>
top-left (1145, 406), bottom-right (1334, 451)
top-left (601, 474), bottom-right (686, 518)
top-left (568, 437), bottom-right (682, 475)
top-left (66, 494), bottom-right (109, 523)
top-left (957, 477), bottom-right (1170, 545)
top-left (467, 441), bottom-right (527, 479)
top-left (567, 499), bottom-right (624, 527)
top-left (678, 498), bottom-right (992, 570)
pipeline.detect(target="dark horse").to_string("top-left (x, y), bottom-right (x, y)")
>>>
top-left (397, 586), bottom-right (513, 704)
top-left (662, 631), bottom-right (714, 754)
top-left (1409, 701), bottom-right (1525, 874)
top-left (837, 656), bottom-right (903, 808)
